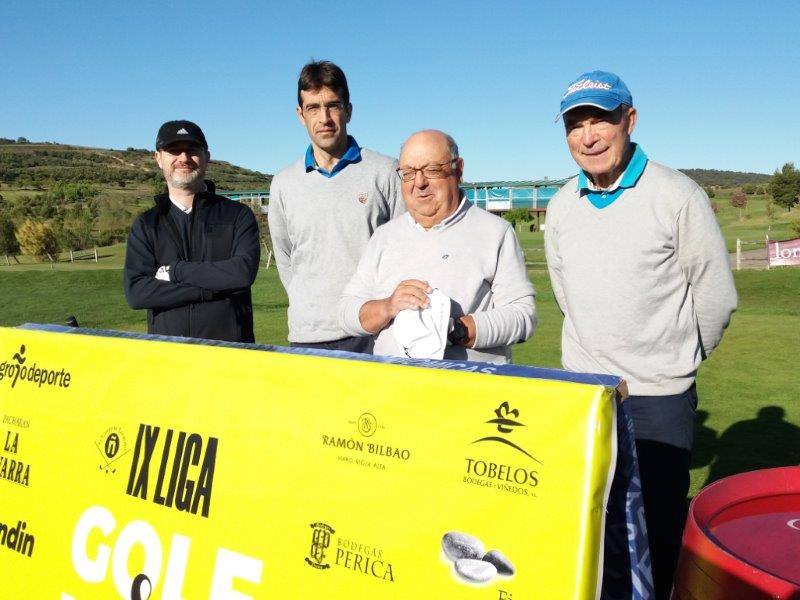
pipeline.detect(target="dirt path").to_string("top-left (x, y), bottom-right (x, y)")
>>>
top-left (729, 247), bottom-right (767, 270)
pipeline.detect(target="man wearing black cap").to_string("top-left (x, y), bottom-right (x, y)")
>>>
top-left (544, 72), bottom-right (737, 598)
top-left (124, 120), bottom-right (260, 342)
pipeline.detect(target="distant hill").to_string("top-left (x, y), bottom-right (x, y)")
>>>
top-left (678, 169), bottom-right (771, 188)
top-left (0, 139), bottom-right (271, 190)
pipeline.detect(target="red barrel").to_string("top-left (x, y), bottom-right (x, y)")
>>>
top-left (673, 466), bottom-right (800, 599)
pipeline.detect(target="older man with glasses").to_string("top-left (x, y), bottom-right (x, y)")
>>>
top-left (339, 130), bottom-right (536, 363)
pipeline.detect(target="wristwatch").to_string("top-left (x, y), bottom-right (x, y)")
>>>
top-left (448, 317), bottom-right (469, 346)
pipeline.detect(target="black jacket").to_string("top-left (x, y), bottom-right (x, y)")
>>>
top-left (124, 182), bottom-right (260, 343)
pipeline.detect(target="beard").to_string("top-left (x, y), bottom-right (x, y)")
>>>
top-left (168, 165), bottom-right (205, 190)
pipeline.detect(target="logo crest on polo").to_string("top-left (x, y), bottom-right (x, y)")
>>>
top-left (176, 128), bottom-right (188, 135)
top-left (563, 79), bottom-right (613, 98)
top-left (357, 192), bottom-right (368, 205)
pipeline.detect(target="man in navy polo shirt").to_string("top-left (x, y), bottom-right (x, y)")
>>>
top-left (544, 71), bottom-right (737, 598)
top-left (268, 60), bottom-right (404, 352)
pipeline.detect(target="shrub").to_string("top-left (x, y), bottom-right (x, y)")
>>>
top-left (790, 217), bottom-right (800, 238)
top-left (0, 214), bottom-right (19, 256)
top-left (503, 208), bottom-right (531, 227)
top-left (16, 219), bottom-right (59, 260)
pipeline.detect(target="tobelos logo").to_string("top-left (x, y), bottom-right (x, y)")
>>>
top-left (305, 522), bottom-right (335, 569)
top-left (473, 402), bottom-right (542, 464)
top-left (0, 344), bottom-right (72, 390)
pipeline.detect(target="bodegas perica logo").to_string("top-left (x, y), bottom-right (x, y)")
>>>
top-left (304, 521), bottom-right (396, 582)
top-left (0, 344), bottom-right (73, 390)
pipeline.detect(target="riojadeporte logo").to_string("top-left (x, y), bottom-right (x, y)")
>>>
top-left (0, 344), bottom-right (72, 390)
top-left (473, 402), bottom-right (542, 464)
top-left (305, 522), bottom-right (334, 569)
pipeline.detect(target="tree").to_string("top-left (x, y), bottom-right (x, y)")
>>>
top-left (742, 183), bottom-right (757, 195)
top-left (0, 214), bottom-right (20, 263)
top-left (16, 219), bottom-right (59, 261)
top-left (766, 199), bottom-right (776, 220)
top-left (703, 186), bottom-right (716, 198)
top-left (503, 208), bottom-right (531, 229)
top-left (94, 198), bottom-right (133, 246)
top-left (791, 217), bottom-right (800, 238)
top-left (151, 177), bottom-right (166, 196)
top-left (59, 208), bottom-right (94, 251)
top-left (730, 189), bottom-right (748, 221)
top-left (767, 163), bottom-right (800, 211)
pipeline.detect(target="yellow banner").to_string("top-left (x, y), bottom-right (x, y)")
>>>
top-left (0, 326), bottom-right (617, 599)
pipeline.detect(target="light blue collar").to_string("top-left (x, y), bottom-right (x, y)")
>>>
top-left (578, 144), bottom-right (648, 209)
top-left (305, 136), bottom-right (361, 178)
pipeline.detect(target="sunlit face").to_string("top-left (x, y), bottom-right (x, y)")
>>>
top-left (564, 105), bottom-right (637, 188)
top-left (398, 131), bottom-right (463, 229)
top-left (296, 85), bottom-right (352, 155)
top-left (154, 141), bottom-right (209, 191)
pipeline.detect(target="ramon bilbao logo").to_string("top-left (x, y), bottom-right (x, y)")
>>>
top-left (0, 344), bottom-right (72, 390)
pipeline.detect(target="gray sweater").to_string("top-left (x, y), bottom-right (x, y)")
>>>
top-left (339, 200), bottom-right (536, 364)
top-left (268, 148), bottom-right (405, 343)
top-left (544, 160), bottom-right (737, 395)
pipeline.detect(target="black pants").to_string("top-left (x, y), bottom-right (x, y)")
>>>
top-left (290, 336), bottom-right (373, 354)
top-left (626, 384), bottom-right (697, 600)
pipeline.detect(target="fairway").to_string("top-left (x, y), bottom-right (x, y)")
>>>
top-left (1, 249), bottom-right (797, 497)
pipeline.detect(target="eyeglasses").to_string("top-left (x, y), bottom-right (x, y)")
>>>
top-left (396, 160), bottom-right (458, 182)
top-left (301, 101), bottom-right (346, 117)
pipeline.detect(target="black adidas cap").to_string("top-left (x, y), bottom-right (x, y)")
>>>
top-left (155, 120), bottom-right (208, 151)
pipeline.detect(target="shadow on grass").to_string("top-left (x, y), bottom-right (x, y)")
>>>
top-left (699, 406), bottom-right (800, 487)
top-left (691, 410), bottom-right (717, 471)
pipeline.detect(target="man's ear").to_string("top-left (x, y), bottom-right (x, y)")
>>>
top-left (626, 107), bottom-right (638, 135)
top-left (345, 102), bottom-right (353, 124)
top-left (154, 151), bottom-right (162, 169)
top-left (455, 157), bottom-right (464, 183)
top-left (296, 105), bottom-right (306, 126)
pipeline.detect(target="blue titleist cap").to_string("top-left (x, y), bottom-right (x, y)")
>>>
top-left (556, 70), bottom-right (632, 120)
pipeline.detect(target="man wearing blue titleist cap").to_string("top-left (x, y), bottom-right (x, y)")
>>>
top-left (545, 71), bottom-right (737, 598)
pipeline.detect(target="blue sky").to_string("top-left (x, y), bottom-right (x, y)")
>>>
top-left (1, 1), bottom-right (798, 182)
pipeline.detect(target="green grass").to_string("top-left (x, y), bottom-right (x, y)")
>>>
top-left (711, 190), bottom-right (798, 251)
top-left (0, 266), bottom-right (290, 339)
top-left (0, 242), bottom-right (127, 269)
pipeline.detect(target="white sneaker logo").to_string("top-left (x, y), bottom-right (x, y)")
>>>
top-left (176, 128), bottom-right (189, 135)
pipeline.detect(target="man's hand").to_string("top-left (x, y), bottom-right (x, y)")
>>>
top-left (386, 279), bottom-right (432, 317)
top-left (155, 265), bottom-right (170, 282)
top-left (359, 279), bottom-right (432, 334)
